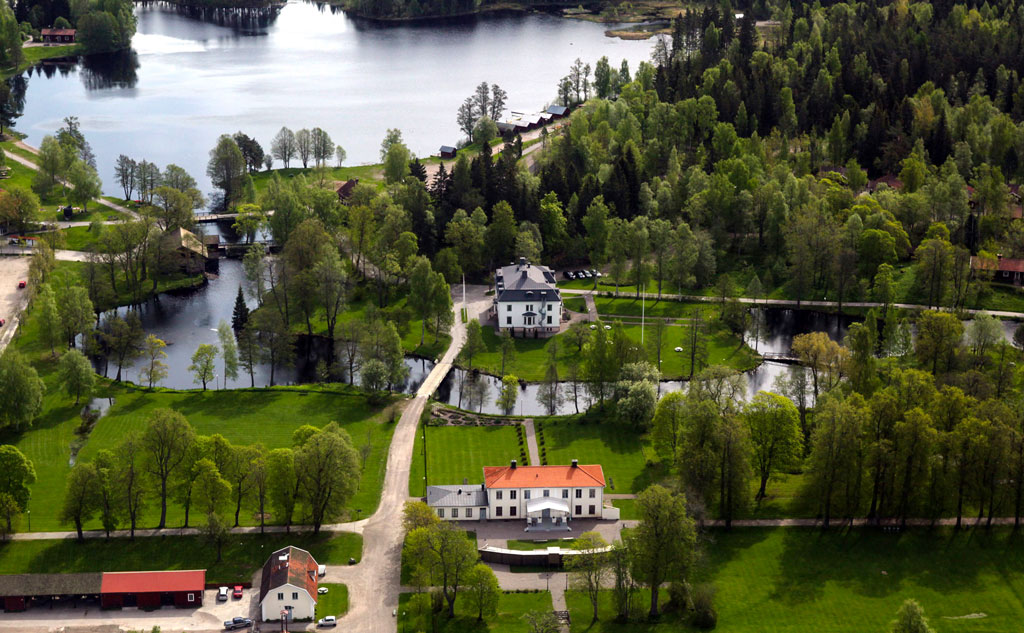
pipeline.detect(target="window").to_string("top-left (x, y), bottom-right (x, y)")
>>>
top-left (438, 508), bottom-right (445, 518)
top-left (575, 489), bottom-right (582, 498)
top-left (466, 508), bottom-right (473, 518)
top-left (277, 593), bottom-right (283, 600)
top-left (507, 304), bottom-right (511, 311)
top-left (524, 490), bottom-right (531, 499)
top-left (589, 489), bottom-right (596, 498)
top-left (562, 489), bottom-right (569, 498)
top-left (452, 508), bottom-right (459, 518)
top-left (510, 506), bottom-right (517, 517)
top-left (575, 505), bottom-right (582, 515)
top-left (543, 489), bottom-right (550, 497)
top-left (187, 593), bottom-right (195, 603)
top-left (506, 317), bottom-right (512, 325)
top-left (548, 315), bottom-right (552, 324)
top-left (292, 592), bottom-right (299, 600)
top-left (496, 507), bottom-right (503, 517)
top-left (589, 505), bottom-right (596, 514)
top-left (496, 491), bottom-right (503, 500)
top-left (510, 490), bottom-right (517, 499)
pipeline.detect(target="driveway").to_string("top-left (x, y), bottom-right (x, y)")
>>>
top-left (0, 256), bottom-right (30, 353)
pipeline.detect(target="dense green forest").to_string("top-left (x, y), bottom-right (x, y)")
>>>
top-left (13, 0), bottom-right (135, 53)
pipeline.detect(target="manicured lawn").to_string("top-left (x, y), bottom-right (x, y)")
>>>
top-left (506, 538), bottom-right (577, 551)
top-left (3, 284), bottom-right (400, 531)
top-left (541, 419), bottom-right (665, 494)
top-left (468, 326), bottom-right (585, 382)
top-left (0, 532), bottom-right (361, 585)
top-left (315, 583), bottom-right (349, 620)
top-left (610, 321), bottom-right (760, 378)
top-left (408, 424), bottom-right (521, 497)
top-left (399, 590), bottom-right (553, 633)
top-left (594, 297), bottom-right (717, 320)
top-left (563, 296), bottom-right (588, 313)
top-left (568, 527), bottom-right (1024, 632)
top-left (611, 498), bottom-right (637, 520)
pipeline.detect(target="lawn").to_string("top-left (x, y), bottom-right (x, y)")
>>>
top-left (251, 164), bottom-right (385, 194)
top-left (593, 297), bottom-right (717, 320)
top-left (567, 527), bottom-right (1024, 632)
top-left (468, 326), bottom-right (585, 382)
top-left (0, 532), bottom-right (361, 585)
top-left (3, 286), bottom-right (401, 531)
top-left (611, 498), bottom-right (637, 520)
top-left (506, 538), bottom-right (577, 551)
top-left (398, 590), bottom-right (553, 633)
top-left (563, 296), bottom-right (588, 313)
top-left (541, 419), bottom-right (665, 494)
top-left (314, 583), bottom-right (349, 620)
top-left (408, 423), bottom-right (521, 497)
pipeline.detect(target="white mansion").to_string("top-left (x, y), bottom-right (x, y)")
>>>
top-left (493, 258), bottom-right (562, 337)
top-left (426, 460), bottom-right (611, 530)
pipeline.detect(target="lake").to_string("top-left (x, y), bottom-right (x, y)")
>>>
top-left (14, 1), bottom-right (655, 198)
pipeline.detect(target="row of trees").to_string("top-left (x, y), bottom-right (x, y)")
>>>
top-left (58, 409), bottom-right (361, 542)
top-left (455, 81), bottom-right (507, 142)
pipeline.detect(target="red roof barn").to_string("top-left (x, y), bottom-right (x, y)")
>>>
top-left (100, 570), bottom-right (205, 609)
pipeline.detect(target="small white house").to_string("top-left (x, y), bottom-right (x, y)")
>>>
top-left (258, 546), bottom-right (319, 622)
top-left (494, 258), bottom-right (562, 337)
top-left (428, 461), bottom-right (606, 530)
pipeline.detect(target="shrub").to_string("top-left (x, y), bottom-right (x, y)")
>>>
top-left (691, 583), bottom-right (717, 629)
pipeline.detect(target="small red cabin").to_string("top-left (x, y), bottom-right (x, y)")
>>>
top-left (100, 570), bottom-right (205, 609)
top-left (40, 28), bottom-right (76, 45)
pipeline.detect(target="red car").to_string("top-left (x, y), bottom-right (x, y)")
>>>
top-left (0, 318), bottom-right (5, 327)
top-left (232, 585), bottom-right (243, 599)
top-left (17, 280), bottom-right (26, 289)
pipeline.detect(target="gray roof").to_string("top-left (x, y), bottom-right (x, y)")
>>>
top-left (0, 573), bottom-right (103, 597)
top-left (427, 485), bottom-right (487, 507)
top-left (495, 260), bottom-right (560, 303)
top-left (547, 105), bottom-right (568, 116)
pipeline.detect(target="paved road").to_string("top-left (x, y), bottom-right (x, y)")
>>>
top-left (523, 418), bottom-right (540, 465)
top-left (559, 287), bottom-right (1024, 320)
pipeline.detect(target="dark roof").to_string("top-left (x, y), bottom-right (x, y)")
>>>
top-left (0, 573), bottom-right (102, 597)
top-left (427, 485), bottom-right (487, 507)
top-left (41, 28), bottom-right (75, 36)
top-left (335, 179), bottom-right (358, 200)
top-left (101, 570), bottom-right (205, 594)
top-left (439, 145), bottom-right (456, 153)
top-left (259, 546), bottom-right (318, 603)
top-left (495, 260), bottom-right (559, 303)
top-left (546, 105), bottom-right (568, 116)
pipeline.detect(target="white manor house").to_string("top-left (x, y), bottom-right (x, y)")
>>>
top-left (426, 460), bottom-right (617, 531)
top-left (492, 258), bottom-right (563, 337)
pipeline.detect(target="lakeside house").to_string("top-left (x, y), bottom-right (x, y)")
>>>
top-left (258, 546), bottom-right (319, 622)
top-left (40, 28), bottom-right (76, 45)
top-left (971, 254), bottom-right (1024, 285)
top-left (545, 105), bottom-right (569, 119)
top-left (161, 227), bottom-right (207, 273)
top-left (426, 460), bottom-right (611, 530)
top-left (491, 257), bottom-right (562, 337)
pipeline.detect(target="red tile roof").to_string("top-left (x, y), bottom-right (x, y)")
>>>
top-left (483, 464), bottom-right (605, 489)
top-left (259, 546), bottom-right (318, 603)
top-left (100, 570), bottom-right (205, 594)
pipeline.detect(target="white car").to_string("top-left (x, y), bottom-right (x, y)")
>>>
top-left (217, 586), bottom-right (229, 601)
top-left (318, 616), bottom-right (337, 627)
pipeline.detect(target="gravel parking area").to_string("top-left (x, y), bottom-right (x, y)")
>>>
top-left (0, 256), bottom-right (30, 353)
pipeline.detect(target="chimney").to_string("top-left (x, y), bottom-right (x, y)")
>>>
top-left (511, 459), bottom-right (517, 469)
top-left (571, 459), bottom-right (578, 468)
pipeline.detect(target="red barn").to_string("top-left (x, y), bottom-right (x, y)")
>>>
top-left (40, 28), bottom-right (76, 45)
top-left (0, 573), bottom-right (101, 612)
top-left (100, 570), bottom-right (205, 609)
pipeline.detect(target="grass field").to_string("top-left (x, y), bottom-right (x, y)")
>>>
top-left (506, 538), bottom-right (577, 551)
top-left (467, 326), bottom-right (585, 382)
top-left (2, 287), bottom-right (400, 531)
top-left (568, 526), bottom-right (1024, 632)
top-left (314, 583), bottom-right (349, 620)
top-left (541, 419), bottom-right (663, 494)
top-left (408, 424), bottom-right (521, 497)
top-left (399, 590), bottom-right (553, 633)
top-left (563, 296), bottom-right (588, 313)
top-left (251, 165), bottom-right (385, 193)
top-left (0, 532), bottom-right (361, 585)
top-left (611, 498), bottom-right (637, 520)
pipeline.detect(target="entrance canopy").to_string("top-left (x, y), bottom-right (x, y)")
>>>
top-left (526, 497), bottom-right (570, 517)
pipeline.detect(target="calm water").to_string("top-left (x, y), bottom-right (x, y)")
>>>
top-left (15, 2), bottom-right (653, 198)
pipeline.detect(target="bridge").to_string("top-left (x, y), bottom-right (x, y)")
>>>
top-left (759, 352), bottom-right (801, 364)
top-left (195, 209), bottom-right (275, 223)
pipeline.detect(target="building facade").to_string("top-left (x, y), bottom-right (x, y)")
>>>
top-left (493, 258), bottom-right (562, 337)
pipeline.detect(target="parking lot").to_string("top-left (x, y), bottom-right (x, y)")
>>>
top-left (0, 256), bottom-right (30, 353)
top-left (0, 586), bottom-right (265, 633)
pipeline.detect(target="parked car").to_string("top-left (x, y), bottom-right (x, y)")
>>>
top-left (0, 318), bottom-right (5, 327)
top-left (224, 617), bottom-right (253, 630)
top-left (318, 616), bottom-right (338, 627)
top-left (580, 270), bottom-right (592, 279)
top-left (232, 585), bottom-right (243, 599)
top-left (17, 280), bottom-right (26, 289)
top-left (217, 586), bottom-right (229, 601)
top-left (318, 564), bottom-right (327, 576)
top-left (590, 269), bottom-right (601, 278)
top-left (562, 271), bottom-right (573, 280)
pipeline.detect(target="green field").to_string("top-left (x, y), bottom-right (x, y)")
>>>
top-left (567, 527), bottom-right (1024, 632)
top-left (314, 583), bottom-right (349, 620)
top-left (399, 590), bottom-right (553, 633)
top-left (2, 289), bottom-right (400, 531)
top-left (506, 538), bottom-right (577, 551)
top-left (251, 164), bottom-right (385, 193)
top-left (0, 532), bottom-right (361, 585)
top-left (541, 420), bottom-right (662, 494)
top-left (408, 424), bottom-right (521, 497)
top-left (467, 326), bottom-right (586, 382)
top-left (563, 296), bottom-right (588, 313)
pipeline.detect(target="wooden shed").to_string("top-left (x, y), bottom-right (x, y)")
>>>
top-left (40, 28), bottom-right (76, 45)
top-left (99, 570), bottom-right (205, 610)
top-left (0, 573), bottom-right (102, 612)
top-left (439, 145), bottom-right (457, 159)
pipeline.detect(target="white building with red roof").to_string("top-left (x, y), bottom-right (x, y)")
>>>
top-left (258, 545), bottom-right (320, 622)
top-left (427, 460), bottom-right (607, 530)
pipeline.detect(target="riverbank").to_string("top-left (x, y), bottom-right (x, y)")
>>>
top-left (1, 44), bottom-right (82, 80)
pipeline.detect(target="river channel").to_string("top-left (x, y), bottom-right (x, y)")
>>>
top-left (14, 1), bottom-right (654, 197)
